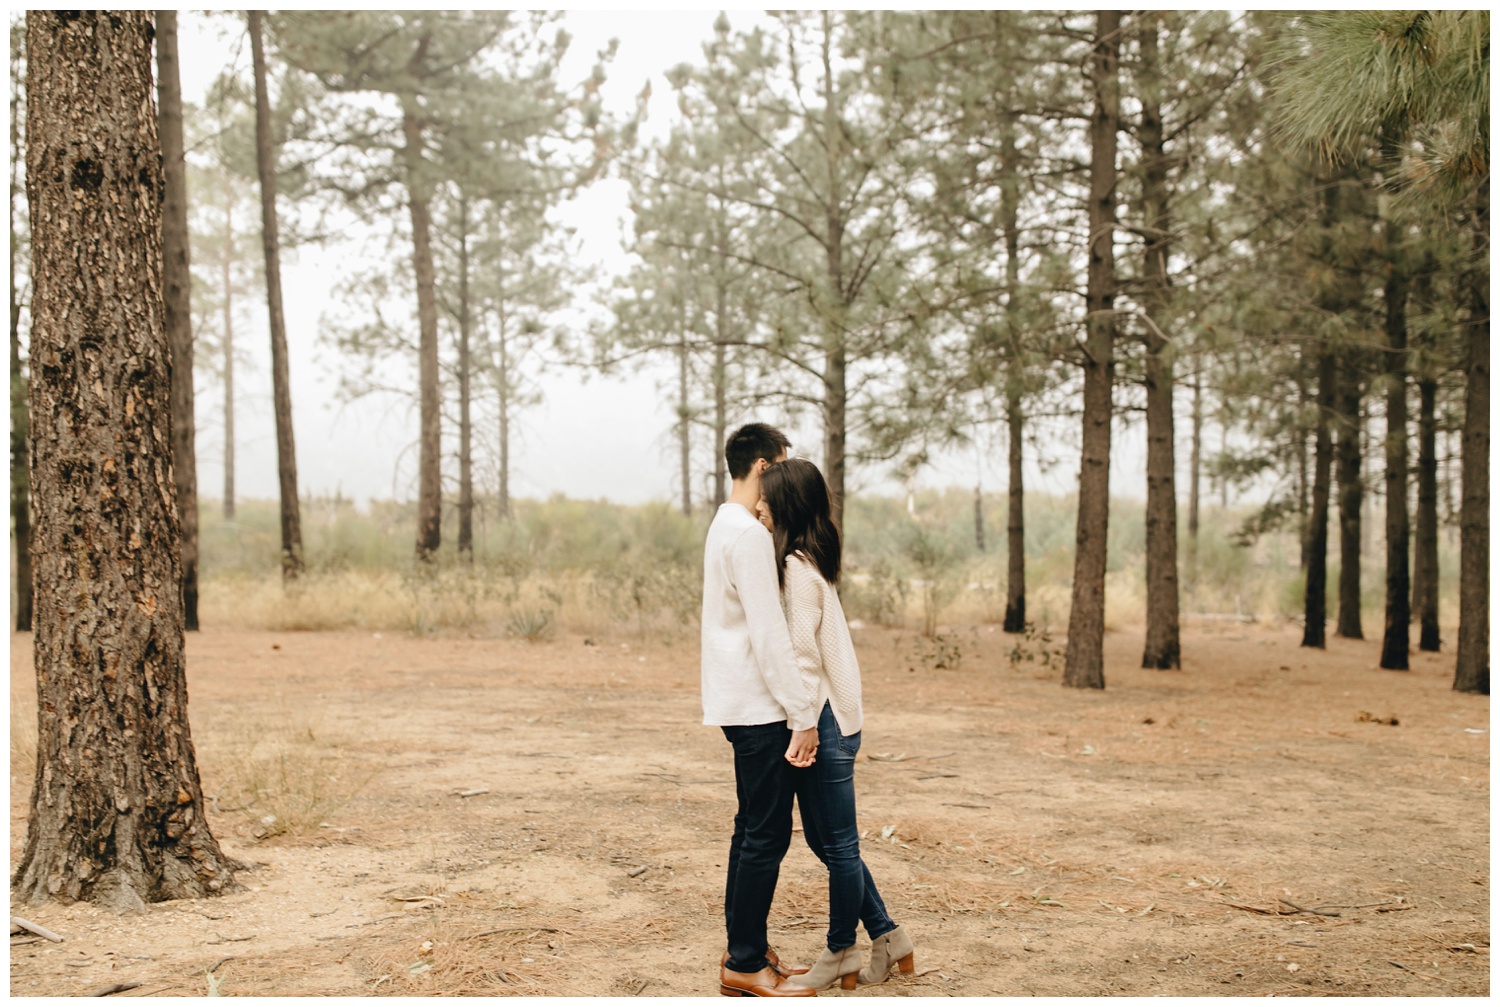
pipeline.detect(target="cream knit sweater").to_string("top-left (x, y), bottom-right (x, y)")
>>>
top-left (781, 553), bottom-right (864, 738)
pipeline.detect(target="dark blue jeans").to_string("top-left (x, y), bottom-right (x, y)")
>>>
top-left (794, 702), bottom-right (898, 951)
top-left (721, 720), bottom-right (797, 974)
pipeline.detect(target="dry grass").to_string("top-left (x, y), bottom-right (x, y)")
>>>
top-left (197, 569), bottom-right (698, 642)
top-left (197, 704), bottom-right (380, 840)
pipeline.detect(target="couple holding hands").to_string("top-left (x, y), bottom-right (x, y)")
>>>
top-left (701, 423), bottom-right (914, 997)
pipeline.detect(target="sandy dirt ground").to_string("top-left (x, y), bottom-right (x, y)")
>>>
top-left (9, 621), bottom-right (1490, 997)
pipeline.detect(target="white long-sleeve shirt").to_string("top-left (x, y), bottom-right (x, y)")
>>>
top-left (700, 503), bottom-right (819, 732)
top-left (782, 553), bottom-right (863, 738)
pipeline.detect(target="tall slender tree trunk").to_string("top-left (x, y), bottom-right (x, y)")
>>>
top-left (678, 290), bottom-right (692, 517)
top-left (711, 197), bottom-right (730, 511)
top-left (1454, 186), bottom-right (1489, 694)
top-left (496, 298), bottom-right (511, 521)
top-left (998, 57), bottom-right (1027, 635)
top-left (1004, 389), bottom-right (1026, 633)
top-left (9, 45), bottom-right (32, 633)
top-left (456, 195), bottom-right (474, 561)
top-left (221, 172), bottom-right (235, 521)
top-left (1063, 9), bottom-right (1120, 691)
top-left (1303, 350), bottom-right (1336, 648)
top-left (1413, 375), bottom-right (1439, 650)
top-left (249, 11), bottom-right (302, 580)
top-left (155, 10), bottom-right (198, 631)
top-left (16, 10), bottom-right (236, 909)
top-left (1296, 374), bottom-right (1311, 569)
top-left (1378, 208), bottom-right (1410, 670)
top-left (819, 15), bottom-right (849, 533)
top-left (1138, 13), bottom-right (1180, 670)
top-left (1335, 358), bottom-right (1363, 639)
top-left (712, 329), bottom-right (728, 511)
top-left (1188, 371), bottom-right (1202, 541)
top-left (401, 87), bottom-right (442, 561)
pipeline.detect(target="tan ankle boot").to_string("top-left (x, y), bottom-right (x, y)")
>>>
top-left (799, 945), bottom-right (862, 991)
top-left (858, 925), bottom-right (914, 984)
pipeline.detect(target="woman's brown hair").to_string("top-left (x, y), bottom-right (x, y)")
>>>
top-left (760, 457), bottom-right (841, 588)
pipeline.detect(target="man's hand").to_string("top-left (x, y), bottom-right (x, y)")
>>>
top-left (786, 727), bottom-right (818, 768)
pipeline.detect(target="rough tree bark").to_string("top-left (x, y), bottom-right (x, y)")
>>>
top-left (249, 11), bottom-right (303, 579)
top-left (1138, 13), bottom-right (1180, 670)
top-left (155, 10), bottom-right (198, 631)
top-left (1302, 350), bottom-right (1336, 649)
top-left (1062, 9), bottom-right (1120, 691)
top-left (9, 39), bottom-right (32, 633)
top-left (1334, 357), bottom-right (1363, 639)
top-left (1454, 186), bottom-right (1488, 694)
top-left (15, 10), bottom-right (237, 909)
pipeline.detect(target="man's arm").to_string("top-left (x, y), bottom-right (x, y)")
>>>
top-left (730, 525), bottom-right (820, 734)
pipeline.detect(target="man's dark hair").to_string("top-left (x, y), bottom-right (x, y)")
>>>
top-left (725, 422), bottom-right (791, 480)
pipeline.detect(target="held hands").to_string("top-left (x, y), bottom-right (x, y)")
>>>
top-left (785, 726), bottom-right (818, 768)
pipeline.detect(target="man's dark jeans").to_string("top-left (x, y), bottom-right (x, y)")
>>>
top-left (721, 720), bottom-right (796, 974)
top-left (794, 702), bottom-right (897, 951)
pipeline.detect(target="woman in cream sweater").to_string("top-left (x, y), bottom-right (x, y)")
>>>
top-left (757, 458), bottom-right (915, 991)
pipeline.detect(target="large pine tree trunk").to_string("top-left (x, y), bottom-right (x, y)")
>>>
top-left (1302, 350), bottom-right (1335, 648)
top-left (1137, 13), bottom-right (1180, 670)
top-left (155, 10), bottom-right (198, 631)
top-left (1334, 359), bottom-right (1363, 639)
top-left (221, 171), bottom-right (235, 522)
top-left (16, 10), bottom-right (237, 909)
top-left (456, 196), bottom-right (473, 561)
top-left (1378, 218), bottom-right (1410, 670)
top-left (1003, 388), bottom-right (1026, 633)
top-left (9, 53), bottom-right (32, 633)
top-left (249, 12), bottom-right (302, 580)
top-left (1454, 187), bottom-right (1489, 694)
top-left (402, 94), bottom-right (442, 561)
top-left (1062, 9), bottom-right (1120, 691)
top-left (1412, 376), bottom-right (1439, 651)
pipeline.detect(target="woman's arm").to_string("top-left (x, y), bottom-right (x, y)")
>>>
top-left (783, 555), bottom-right (826, 685)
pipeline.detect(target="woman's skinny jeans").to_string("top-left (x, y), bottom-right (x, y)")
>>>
top-left (795, 702), bottom-right (898, 952)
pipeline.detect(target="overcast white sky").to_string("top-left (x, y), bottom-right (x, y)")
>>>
top-left (169, 10), bottom-right (1147, 511)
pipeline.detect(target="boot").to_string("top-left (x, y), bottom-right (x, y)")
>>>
top-left (798, 945), bottom-right (862, 991)
top-left (858, 925), bottom-right (914, 985)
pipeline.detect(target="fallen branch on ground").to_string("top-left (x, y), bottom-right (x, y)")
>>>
top-left (11, 917), bottom-right (64, 943)
top-left (465, 926), bottom-right (562, 940)
top-left (1278, 899), bottom-right (1340, 917)
top-left (88, 983), bottom-right (141, 997)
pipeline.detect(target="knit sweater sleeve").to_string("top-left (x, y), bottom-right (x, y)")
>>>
top-left (782, 555), bottom-right (826, 696)
top-left (727, 525), bottom-right (819, 732)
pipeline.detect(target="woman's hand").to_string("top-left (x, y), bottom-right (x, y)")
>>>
top-left (786, 727), bottom-right (817, 767)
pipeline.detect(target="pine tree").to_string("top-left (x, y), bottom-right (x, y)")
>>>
top-left (16, 9), bottom-right (236, 909)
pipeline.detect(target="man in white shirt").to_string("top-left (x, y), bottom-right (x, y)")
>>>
top-left (702, 423), bottom-right (819, 997)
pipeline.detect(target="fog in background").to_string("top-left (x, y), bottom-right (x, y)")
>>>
top-left (176, 10), bottom-right (1151, 512)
